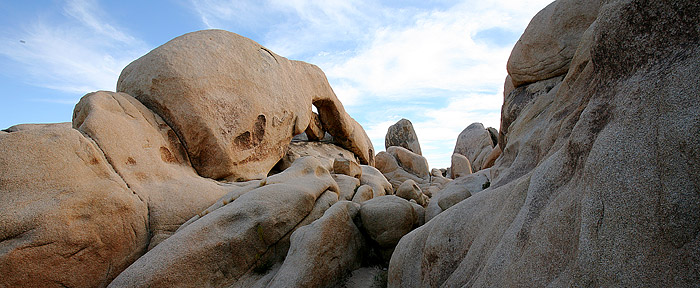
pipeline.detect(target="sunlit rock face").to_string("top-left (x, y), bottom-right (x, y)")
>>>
top-left (118, 29), bottom-right (374, 181)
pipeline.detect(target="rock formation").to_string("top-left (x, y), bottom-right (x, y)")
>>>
top-left (390, 0), bottom-right (700, 287)
top-left (117, 29), bottom-right (373, 181)
top-left (385, 118), bottom-right (422, 155)
top-left (0, 30), bottom-right (390, 287)
top-left (453, 122), bottom-right (496, 172)
top-left (3, 0), bottom-right (699, 286)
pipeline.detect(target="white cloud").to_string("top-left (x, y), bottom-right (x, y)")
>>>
top-left (188, 0), bottom-right (553, 167)
top-left (0, 0), bottom-right (149, 96)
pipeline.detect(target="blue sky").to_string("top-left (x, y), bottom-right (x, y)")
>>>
top-left (0, 0), bottom-right (551, 168)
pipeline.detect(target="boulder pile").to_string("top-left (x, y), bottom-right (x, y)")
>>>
top-left (389, 0), bottom-right (700, 287)
top-left (2, 0), bottom-right (699, 286)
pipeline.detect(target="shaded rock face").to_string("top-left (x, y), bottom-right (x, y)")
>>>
top-left (385, 118), bottom-right (422, 155)
top-left (268, 201), bottom-right (365, 288)
top-left (453, 123), bottom-right (495, 172)
top-left (109, 157), bottom-right (340, 287)
top-left (118, 29), bottom-right (373, 181)
top-left (390, 1), bottom-right (700, 287)
top-left (274, 141), bottom-right (358, 174)
top-left (360, 195), bottom-right (422, 263)
top-left (0, 124), bottom-right (149, 288)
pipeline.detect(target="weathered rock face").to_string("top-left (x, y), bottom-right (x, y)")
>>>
top-left (390, 0), bottom-right (700, 287)
top-left (352, 185), bottom-right (375, 204)
top-left (387, 146), bottom-right (430, 180)
top-left (333, 157), bottom-right (362, 178)
top-left (73, 91), bottom-right (231, 249)
top-left (117, 29), bottom-right (373, 181)
top-left (507, 0), bottom-right (603, 87)
top-left (376, 148), bottom-right (450, 199)
top-left (396, 180), bottom-right (425, 206)
top-left (268, 201), bottom-right (365, 288)
top-left (359, 165), bottom-right (393, 197)
top-left (304, 112), bottom-right (325, 141)
top-left (274, 141), bottom-right (358, 173)
top-left (333, 174), bottom-right (361, 201)
top-left (0, 124), bottom-right (149, 287)
top-left (108, 157), bottom-right (340, 287)
top-left (385, 118), bottom-right (422, 155)
top-left (360, 195), bottom-right (422, 262)
top-left (453, 123), bottom-right (495, 172)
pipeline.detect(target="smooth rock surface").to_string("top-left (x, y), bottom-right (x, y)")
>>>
top-left (72, 91), bottom-right (231, 248)
top-left (360, 196), bottom-right (418, 249)
top-left (386, 146), bottom-right (430, 180)
top-left (507, 0), bottom-right (603, 87)
top-left (333, 157), bottom-right (362, 178)
top-left (333, 174), bottom-right (361, 201)
top-left (450, 153), bottom-right (472, 179)
top-left (359, 165), bottom-right (393, 197)
top-left (351, 185), bottom-right (374, 204)
top-left (0, 125), bottom-right (148, 288)
top-left (118, 29), bottom-right (373, 181)
top-left (395, 180), bottom-right (424, 206)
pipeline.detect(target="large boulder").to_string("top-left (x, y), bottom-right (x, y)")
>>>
top-left (360, 195), bottom-right (421, 261)
top-left (117, 29), bottom-right (373, 181)
top-left (333, 174), bottom-right (361, 201)
top-left (395, 180), bottom-right (426, 206)
top-left (267, 201), bottom-right (365, 287)
top-left (108, 157), bottom-right (340, 287)
top-left (506, 0), bottom-right (603, 87)
top-left (386, 146), bottom-right (430, 180)
top-left (385, 118), bottom-right (422, 155)
top-left (0, 124), bottom-right (149, 287)
top-left (352, 185), bottom-right (375, 204)
top-left (453, 123), bottom-right (495, 172)
top-left (72, 91), bottom-right (232, 248)
top-left (359, 165), bottom-right (393, 197)
top-left (390, 0), bottom-right (700, 287)
top-left (450, 153), bottom-right (472, 179)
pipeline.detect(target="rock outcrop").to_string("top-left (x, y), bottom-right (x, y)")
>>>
top-left (453, 123), bottom-right (496, 172)
top-left (109, 157), bottom-right (340, 287)
top-left (390, 0), bottom-right (700, 287)
top-left (0, 124), bottom-right (148, 287)
top-left (117, 29), bottom-right (373, 181)
top-left (385, 118), bottom-right (422, 155)
top-left (506, 0), bottom-right (603, 87)
top-left (1, 30), bottom-right (381, 288)
top-left (360, 196), bottom-right (423, 262)
top-left (267, 201), bottom-right (365, 288)
top-left (73, 91), bottom-right (232, 248)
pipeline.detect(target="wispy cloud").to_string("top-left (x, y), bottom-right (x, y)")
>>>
top-left (0, 0), bottom-right (149, 95)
